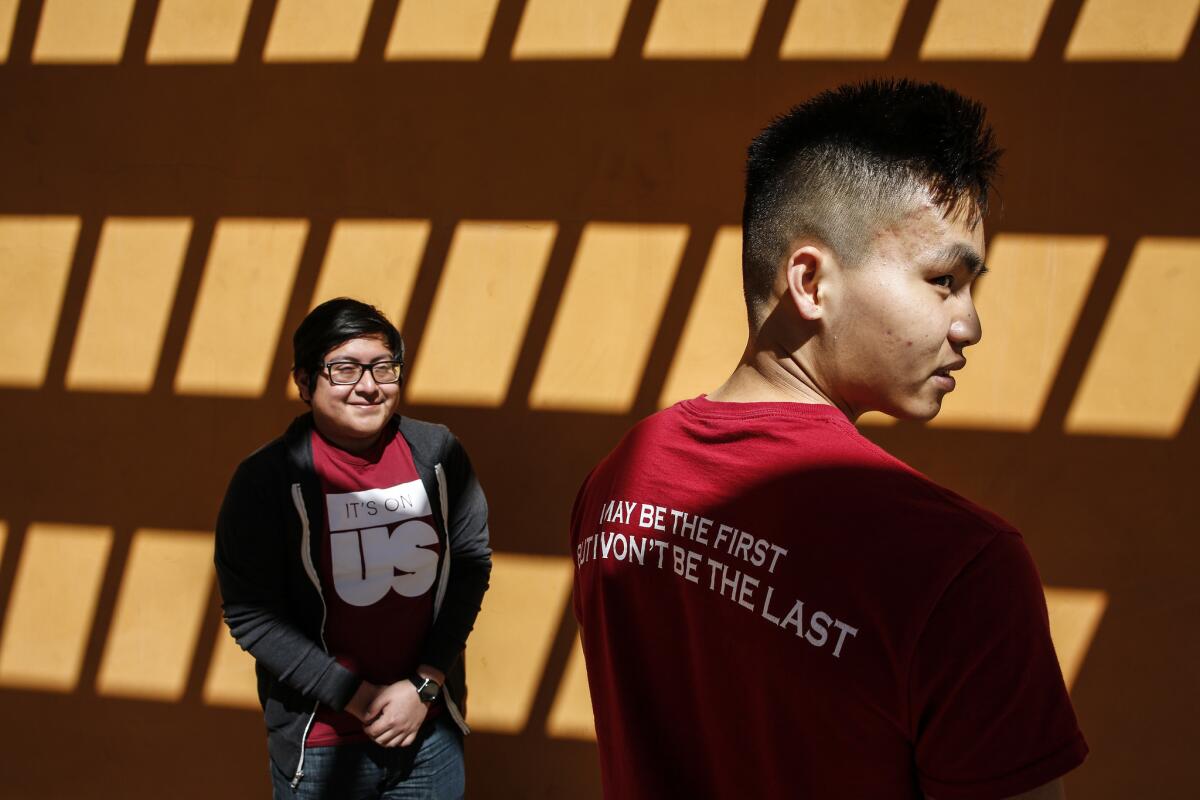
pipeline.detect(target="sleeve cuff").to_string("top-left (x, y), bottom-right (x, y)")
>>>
top-left (323, 662), bottom-right (363, 712)
top-left (418, 641), bottom-right (459, 677)
top-left (919, 731), bottom-right (1088, 800)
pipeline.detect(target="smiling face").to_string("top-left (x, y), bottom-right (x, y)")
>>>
top-left (295, 334), bottom-right (402, 453)
top-left (818, 200), bottom-right (986, 421)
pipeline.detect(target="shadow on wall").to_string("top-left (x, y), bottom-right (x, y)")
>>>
top-left (0, 0), bottom-right (1198, 798)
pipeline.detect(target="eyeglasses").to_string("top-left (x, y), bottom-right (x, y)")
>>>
top-left (322, 360), bottom-right (404, 385)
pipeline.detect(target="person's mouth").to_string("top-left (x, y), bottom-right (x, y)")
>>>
top-left (932, 360), bottom-right (965, 391)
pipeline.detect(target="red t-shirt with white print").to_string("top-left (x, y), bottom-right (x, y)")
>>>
top-left (307, 420), bottom-right (441, 746)
top-left (571, 396), bottom-right (1087, 799)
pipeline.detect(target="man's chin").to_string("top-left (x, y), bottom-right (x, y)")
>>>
top-left (339, 416), bottom-right (389, 438)
top-left (876, 397), bottom-right (941, 423)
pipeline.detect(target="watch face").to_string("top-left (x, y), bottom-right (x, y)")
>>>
top-left (416, 679), bottom-right (440, 703)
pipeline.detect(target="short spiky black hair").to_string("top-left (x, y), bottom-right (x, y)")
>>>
top-left (742, 79), bottom-right (1002, 322)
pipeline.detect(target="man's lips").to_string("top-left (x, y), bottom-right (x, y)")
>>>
top-left (932, 360), bottom-right (965, 391)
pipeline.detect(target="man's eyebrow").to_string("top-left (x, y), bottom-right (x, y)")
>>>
top-left (935, 243), bottom-right (988, 277)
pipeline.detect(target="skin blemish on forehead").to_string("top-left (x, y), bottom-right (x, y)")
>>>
top-left (862, 203), bottom-right (948, 265)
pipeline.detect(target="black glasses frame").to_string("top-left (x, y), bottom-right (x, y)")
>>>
top-left (321, 360), bottom-right (404, 385)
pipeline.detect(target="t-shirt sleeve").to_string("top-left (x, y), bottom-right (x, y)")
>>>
top-left (568, 468), bottom-right (597, 626)
top-left (910, 530), bottom-right (1088, 800)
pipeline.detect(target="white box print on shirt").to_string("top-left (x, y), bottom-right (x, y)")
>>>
top-left (325, 479), bottom-right (438, 607)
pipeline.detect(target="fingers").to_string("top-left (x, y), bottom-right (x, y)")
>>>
top-left (375, 729), bottom-right (404, 748)
top-left (365, 696), bottom-right (387, 721)
top-left (372, 724), bottom-right (417, 748)
top-left (363, 710), bottom-right (391, 739)
top-left (364, 707), bottom-right (415, 745)
top-left (361, 680), bottom-right (431, 746)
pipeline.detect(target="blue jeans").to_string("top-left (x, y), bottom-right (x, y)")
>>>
top-left (271, 716), bottom-right (465, 800)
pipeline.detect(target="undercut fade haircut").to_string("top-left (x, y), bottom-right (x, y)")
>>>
top-left (293, 297), bottom-right (405, 394)
top-left (742, 79), bottom-right (1002, 322)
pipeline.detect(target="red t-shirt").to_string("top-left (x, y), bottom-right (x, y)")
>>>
top-left (570, 397), bottom-right (1087, 799)
top-left (307, 422), bottom-right (441, 746)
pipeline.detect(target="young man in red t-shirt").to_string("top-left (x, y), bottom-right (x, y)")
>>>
top-left (216, 298), bottom-right (491, 799)
top-left (571, 80), bottom-right (1087, 799)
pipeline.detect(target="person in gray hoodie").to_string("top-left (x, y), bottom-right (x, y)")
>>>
top-left (215, 297), bottom-right (491, 799)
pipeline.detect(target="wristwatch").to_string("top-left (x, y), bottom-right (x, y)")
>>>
top-left (409, 676), bottom-right (442, 705)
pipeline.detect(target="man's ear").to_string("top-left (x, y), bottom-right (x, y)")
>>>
top-left (293, 370), bottom-right (312, 404)
top-left (784, 245), bottom-right (829, 321)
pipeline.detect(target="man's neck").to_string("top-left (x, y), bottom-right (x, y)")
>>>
top-left (313, 420), bottom-right (388, 456)
top-left (707, 356), bottom-right (839, 410)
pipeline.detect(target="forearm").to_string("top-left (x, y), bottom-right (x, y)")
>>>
top-left (419, 554), bottom-right (491, 672)
top-left (221, 599), bottom-right (361, 710)
top-left (215, 461), bottom-right (361, 711)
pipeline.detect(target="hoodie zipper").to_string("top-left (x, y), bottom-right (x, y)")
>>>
top-left (290, 482), bottom-right (328, 789)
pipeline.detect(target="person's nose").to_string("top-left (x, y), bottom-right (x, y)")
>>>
top-left (353, 368), bottom-right (382, 396)
top-left (948, 293), bottom-right (982, 350)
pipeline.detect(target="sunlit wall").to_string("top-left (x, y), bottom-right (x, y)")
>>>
top-left (1, 1), bottom-right (1197, 798)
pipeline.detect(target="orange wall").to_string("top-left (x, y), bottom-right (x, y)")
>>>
top-left (1, 1), bottom-right (1197, 797)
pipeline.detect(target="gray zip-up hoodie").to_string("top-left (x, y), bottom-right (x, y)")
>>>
top-left (214, 413), bottom-right (492, 786)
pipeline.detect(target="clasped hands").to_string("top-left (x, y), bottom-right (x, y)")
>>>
top-left (346, 666), bottom-right (444, 749)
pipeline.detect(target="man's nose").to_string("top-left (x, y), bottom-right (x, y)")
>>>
top-left (354, 369), bottom-right (382, 392)
top-left (949, 296), bottom-right (982, 349)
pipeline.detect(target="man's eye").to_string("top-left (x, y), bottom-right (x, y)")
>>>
top-left (931, 275), bottom-right (954, 289)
